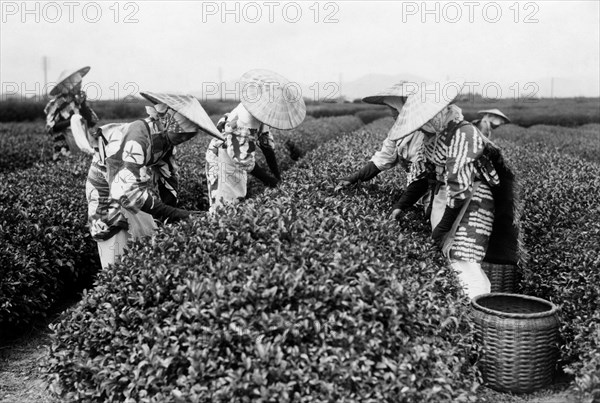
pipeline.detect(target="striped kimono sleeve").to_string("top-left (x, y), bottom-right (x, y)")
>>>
top-left (44, 97), bottom-right (77, 134)
top-left (444, 124), bottom-right (485, 208)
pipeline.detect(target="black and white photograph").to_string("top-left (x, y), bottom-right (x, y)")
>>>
top-left (1, 1), bottom-right (599, 402)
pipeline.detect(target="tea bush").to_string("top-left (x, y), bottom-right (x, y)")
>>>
top-left (494, 123), bottom-right (600, 164)
top-left (0, 122), bottom-right (54, 172)
top-left (46, 119), bottom-right (480, 402)
top-left (0, 115), bottom-right (363, 337)
top-left (0, 155), bottom-right (99, 336)
top-left (497, 138), bottom-right (600, 399)
top-left (355, 109), bottom-right (394, 124)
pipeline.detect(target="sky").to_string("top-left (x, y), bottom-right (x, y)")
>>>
top-left (1, 0), bottom-right (599, 100)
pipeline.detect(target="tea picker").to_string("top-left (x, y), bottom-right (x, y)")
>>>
top-left (85, 92), bottom-right (223, 268)
top-left (337, 81), bottom-right (434, 219)
top-left (205, 69), bottom-right (306, 212)
top-left (473, 108), bottom-right (511, 138)
top-left (44, 66), bottom-right (99, 161)
top-left (392, 81), bottom-right (522, 299)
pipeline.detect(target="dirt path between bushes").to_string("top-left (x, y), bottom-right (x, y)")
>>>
top-left (0, 326), bottom-right (53, 403)
top-left (478, 384), bottom-right (581, 403)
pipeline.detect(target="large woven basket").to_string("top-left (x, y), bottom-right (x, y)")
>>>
top-left (471, 293), bottom-right (560, 393)
top-left (482, 263), bottom-right (518, 293)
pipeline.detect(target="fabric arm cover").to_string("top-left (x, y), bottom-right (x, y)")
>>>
top-left (341, 161), bottom-right (381, 184)
top-left (432, 201), bottom-right (464, 247)
top-left (51, 119), bottom-right (71, 133)
top-left (250, 162), bottom-right (279, 188)
top-left (258, 131), bottom-right (281, 179)
top-left (79, 101), bottom-right (99, 127)
top-left (392, 176), bottom-right (429, 211)
top-left (141, 197), bottom-right (190, 222)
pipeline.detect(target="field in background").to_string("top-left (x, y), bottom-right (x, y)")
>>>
top-left (0, 98), bottom-right (388, 124)
top-left (1, 96), bottom-right (599, 127)
top-left (458, 96), bottom-right (600, 127)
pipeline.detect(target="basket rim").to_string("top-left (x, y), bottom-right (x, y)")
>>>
top-left (471, 293), bottom-right (559, 319)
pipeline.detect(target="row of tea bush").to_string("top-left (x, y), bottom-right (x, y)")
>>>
top-left (46, 118), bottom-right (480, 402)
top-left (47, 118), bottom-right (600, 401)
top-left (0, 115), bottom-right (363, 338)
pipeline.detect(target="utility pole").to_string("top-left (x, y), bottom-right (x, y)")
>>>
top-left (218, 67), bottom-right (223, 102)
top-left (43, 56), bottom-right (48, 99)
top-left (550, 77), bottom-right (554, 98)
top-left (338, 72), bottom-right (343, 101)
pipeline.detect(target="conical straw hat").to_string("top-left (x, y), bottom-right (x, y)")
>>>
top-left (49, 66), bottom-right (91, 96)
top-left (140, 92), bottom-right (224, 141)
top-left (388, 80), bottom-right (464, 141)
top-left (361, 81), bottom-right (417, 106)
top-left (239, 69), bottom-right (306, 130)
top-left (477, 108), bottom-right (511, 123)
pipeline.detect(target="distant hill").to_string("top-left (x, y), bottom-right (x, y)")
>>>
top-left (188, 73), bottom-right (432, 103)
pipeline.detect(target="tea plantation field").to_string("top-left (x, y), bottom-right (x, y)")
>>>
top-left (0, 118), bottom-right (598, 402)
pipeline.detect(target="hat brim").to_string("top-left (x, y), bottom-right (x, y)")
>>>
top-left (361, 81), bottom-right (416, 105)
top-left (477, 109), bottom-right (511, 123)
top-left (362, 95), bottom-right (408, 105)
top-left (240, 69), bottom-right (306, 130)
top-left (49, 66), bottom-right (91, 96)
top-left (141, 92), bottom-right (224, 141)
top-left (388, 81), bottom-right (465, 141)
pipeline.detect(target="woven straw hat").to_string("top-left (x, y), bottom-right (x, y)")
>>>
top-left (49, 66), bottom-right (91, 96)
top-left (388, 80), bottom-right (464, 141)
top-left (361, 81), bottom-right (417, 106)
top-left (140, 92), bottom-right (224, 141)
top-left (478, 108), bottom-right (511, 123)
top-left (239, 69), bottom-right (306, 130)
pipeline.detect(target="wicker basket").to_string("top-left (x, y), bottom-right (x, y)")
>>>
top-left (482, 263), bottom-right (518, 293)
top-left (471, 293), bottom-right (559, 394)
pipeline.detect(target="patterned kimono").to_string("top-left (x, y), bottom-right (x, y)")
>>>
top-left (86, 118), bottom-right (179, 241)
top-left (371, 130), bottom-right (436, 212)
top-left (371, 130), bottom-right (434, 186)
top-left (205, 104), bottom-right (275, 210)
top-left (428, 121), bottom-right (499, 263)
top-left (44, 93), bottom-right (98, 155)
top-left (86, 123), bottom-right (129, 241)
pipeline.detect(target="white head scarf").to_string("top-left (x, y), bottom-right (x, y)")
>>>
top-left (226, 103), bottom-right (262, 131)
top-left (420, 104), bottom-right (464, 134)
top-left (146, 103), bottom-right (197, 133)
